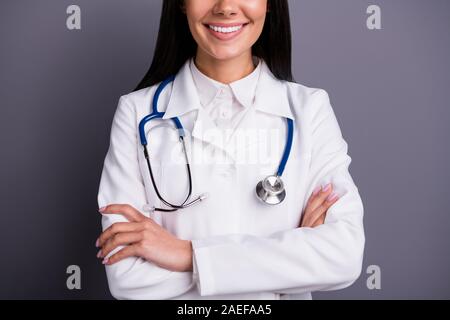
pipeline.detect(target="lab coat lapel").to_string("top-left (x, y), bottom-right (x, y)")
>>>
top-left (191, 108), bottom-right (226, 151)
top-left (162, 59), bottom-right (231, 151)
top-left (222, 60), bottom-right (296, 158)
top-left (161, 60), bottom-right (199, 120)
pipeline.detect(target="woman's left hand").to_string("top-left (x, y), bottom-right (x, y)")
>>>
top-left (96, 204), bottom-right (193, 272)
top-left (299, 183), bottom-right (339, 228)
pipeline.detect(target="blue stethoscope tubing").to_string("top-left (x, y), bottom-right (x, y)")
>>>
top-left (139, 75), bottom-right (182, 145)
top-left (138, 75), bottom-right (294, 211)
top-left (138, 75), bottom-right (202, 212)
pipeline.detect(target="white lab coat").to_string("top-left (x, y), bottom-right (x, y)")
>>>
top-left (97, 58), bottom-right (365, 300)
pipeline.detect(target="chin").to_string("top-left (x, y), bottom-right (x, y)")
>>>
top-left (206, 47), bottom-right (248, 60)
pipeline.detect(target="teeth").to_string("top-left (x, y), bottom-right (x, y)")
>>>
top-left (208, 24), bottom-right (243, 33)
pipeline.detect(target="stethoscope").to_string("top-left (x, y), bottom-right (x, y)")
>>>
top-left (138, 75), bottom-right (294, 212)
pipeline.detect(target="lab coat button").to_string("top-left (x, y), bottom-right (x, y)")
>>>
top-left (220, 172), bottom-right (229, 178)
top-left (220, 109), bottom-right (231, 119)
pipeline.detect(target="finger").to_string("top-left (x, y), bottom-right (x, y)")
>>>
top-left (311, 213), bottom-right (326, 228)
top-left (302, 193), bottom-right (339, 227)
top-left (301, 183), bottom-right (334, 227)
top-left (103, 245), bottom-right (140, 265)
top-left (99, 204), bottom-right (146, 222)
top-left (310, 193), bottom-right (339, 227)
top-left (97, 222), bottom-right (143, 247)
top-left (99, 232), bottom-right (143, 258)
top-left (304, 183), bottom-right (334, 216)
top-left (306, 185), bottom-right (322, 206)
top-left (302, 190), bottom-right (339, 227)
top-left (299, 185), bottom-right (327, 227)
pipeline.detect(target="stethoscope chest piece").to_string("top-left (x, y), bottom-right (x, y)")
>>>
top-left (256, 175), bottom-right (286, 205)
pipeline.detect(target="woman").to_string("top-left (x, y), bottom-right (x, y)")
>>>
top-left (96, 0), bottom-right (365, 300)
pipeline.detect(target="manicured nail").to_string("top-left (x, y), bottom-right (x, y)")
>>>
top-left (97, 250), bottom-right (102, 258)
top-left (98, 206), bottom-right (106, 213)
top-left (312, 185), bottom-right (321, 196)
top-left (95, 238), bottom-right (100, 247)
top-left (326, 192), bottom-right (339, 202)
top-left (102, 257), bottom-right (109, 265)
top-left (322, 183), bottom-right (332, 192)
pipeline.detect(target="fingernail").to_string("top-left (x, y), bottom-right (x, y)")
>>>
top-left (98, 206), bottom-right (106, 213)
top-left (95, 238), bottom-right (100, 247)
top-left (322, 183), bottom-right (332, 192)
top-left (97, 249), bottom-right (102, 258)
top-left (312, 185), bottom-right (321, 196)
top-left (102, 257), bottom-right (109, 265)
top-left (326, 192), bottom-right (338, 202)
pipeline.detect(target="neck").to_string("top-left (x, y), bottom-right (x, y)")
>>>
top-left (194, 50), bottom-right (255, 84)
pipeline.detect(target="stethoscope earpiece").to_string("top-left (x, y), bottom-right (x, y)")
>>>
top-left (256, 175), bottom-right (286, 205)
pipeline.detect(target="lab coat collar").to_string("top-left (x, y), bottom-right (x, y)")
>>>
top-left (189, 56), bottom-right (261, 110)
top-left (162, 59), bottom-right (200, 120)
top-left (162, 57), bottom-right (294, 121)
top-left (254, 61), bottom-right (295, 121)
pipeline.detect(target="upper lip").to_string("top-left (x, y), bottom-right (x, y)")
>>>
top-left (204, 22), bottom-right (249, 28)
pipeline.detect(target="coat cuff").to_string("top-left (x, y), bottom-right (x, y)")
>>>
top-left (191, 239), bottom-right (216, 296)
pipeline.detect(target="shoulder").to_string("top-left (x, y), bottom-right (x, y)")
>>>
top-left (114, 81), bottom-right (169, 118)
top-left (284, 81), bottom-right (346, 148)
top-left (284, 81), bottom-right (334, 120)
top-left (285, 81), bottom-right (331, 110)
top-left (118, 85), bottom-right (158, 109)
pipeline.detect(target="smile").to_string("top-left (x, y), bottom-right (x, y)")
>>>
top-left (208, 24), bottom-right (244, 33)
top-left (204, 23), bottom-right (249, 41)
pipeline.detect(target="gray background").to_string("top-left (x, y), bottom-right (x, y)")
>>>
top-left (0, 0), bottom-right (449, 299)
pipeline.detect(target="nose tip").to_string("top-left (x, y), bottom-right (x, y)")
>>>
top-left (213, 1), bottom-right (238, 17)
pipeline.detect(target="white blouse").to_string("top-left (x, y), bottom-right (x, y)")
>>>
top-left (189, 56), bottom-right (261, 133)
top-left (189, 55), bottom-right (263, 165)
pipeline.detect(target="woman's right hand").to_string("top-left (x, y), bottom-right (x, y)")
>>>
top-left (299, 183), bottom-right (339, 228)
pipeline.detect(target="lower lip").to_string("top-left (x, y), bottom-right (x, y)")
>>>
top-left (205, 24), bottom-right (248, 41)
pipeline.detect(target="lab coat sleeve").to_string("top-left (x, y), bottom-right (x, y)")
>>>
top-left (191, 89), bottom-right (365, 296)
top-left (97, 95), bottom-right (194, 299)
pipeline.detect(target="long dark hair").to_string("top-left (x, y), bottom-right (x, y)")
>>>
top-left (133, 0), bottom-right (293, 91)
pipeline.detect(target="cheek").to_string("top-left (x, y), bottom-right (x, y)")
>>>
top-left (249, 19), bottom-right (265, 40)
top-left (242, 18), bottom-right (266, 47)
top-left (243, 0), bottom-right (268, 21)
top-left (185, 17), bottom-right (205, 48)
top-left (185, 2), bottom-right (209, 35)
top-left (243, 6), bottom-right (267, 38)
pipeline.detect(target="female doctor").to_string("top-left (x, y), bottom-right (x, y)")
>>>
top-left (96, 0), bottom-right (365, 300)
